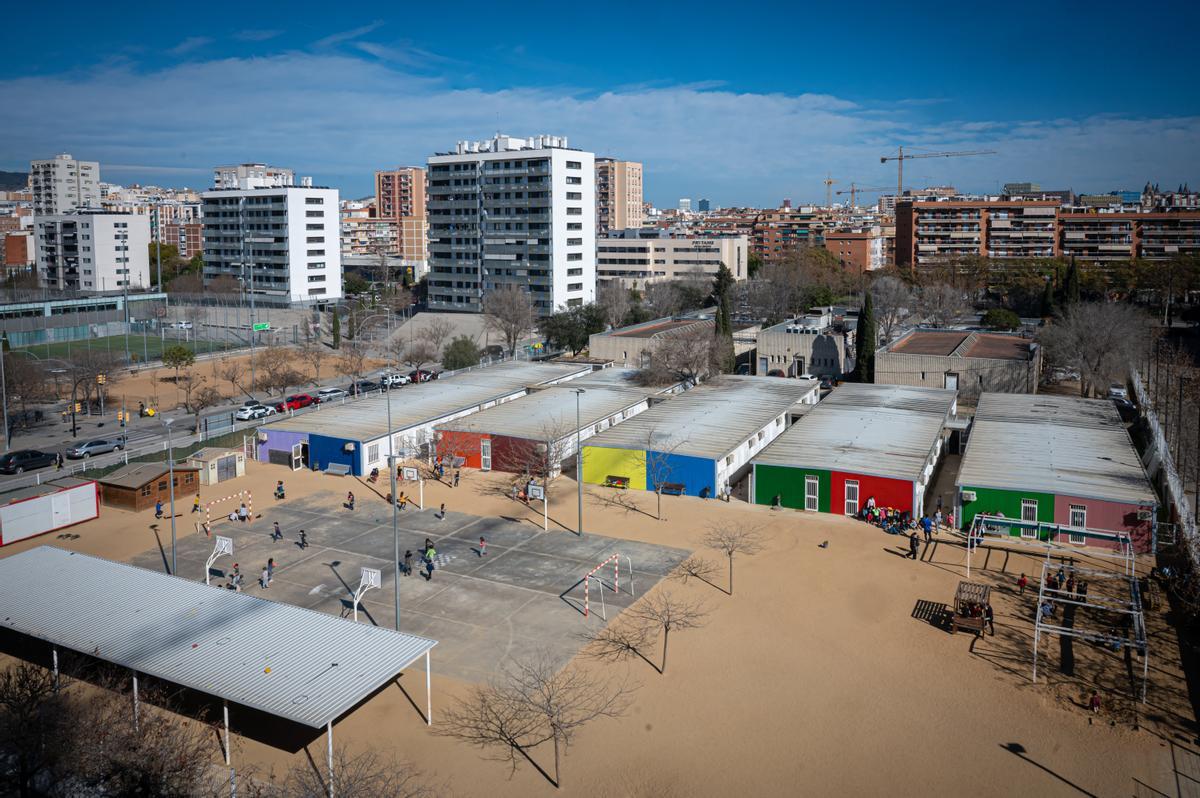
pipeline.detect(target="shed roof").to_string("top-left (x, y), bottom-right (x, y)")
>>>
top-left (957, 393), bottom-right (1157, 506)
top-left (187, 447), bottom-right (240, 463)
top-left (437, 385), bottom-right (653, 441)
top-left (264, 362), bottom-right (591, 443)
top-left (0, 547), bottom-right (435, 728)
top-left (751, 383), bottom-right (957, 481)
top-left (99, 462), bottom-right (199, 489)
top-left (887, 329), bottom-right (1035, 361)
top-left (0, 477), bottom-right (94, 505)
top-left (583, 376), bottom-right (817, 460)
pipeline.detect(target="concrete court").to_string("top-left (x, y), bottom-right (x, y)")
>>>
top-left (130, 494), bottom-right (690, 683)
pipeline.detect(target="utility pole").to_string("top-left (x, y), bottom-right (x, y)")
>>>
top-left (387, 394), bottom-right (400, 631)
top-left (572, 388), bottom-right (585, 536)
top-left (0, 335), bottom-right (8, 452)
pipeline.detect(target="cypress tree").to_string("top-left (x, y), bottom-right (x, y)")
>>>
top-left (1040, 276), bottom-right (1055, 317)
top-left (1064, 256), bottom-right (1081, 305)
top-left (855, 290), bottom-right (876, 383)
top-left (331, 312), bottom-right (341, 350)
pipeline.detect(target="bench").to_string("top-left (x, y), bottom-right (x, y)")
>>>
top-left (659, 482), bottom-right (686, 496)
top-left (603, 475), bottom-right (630, 489)
top-left (949, 614), bottom-right (985, 636)
top-left (324, 463), bottom-right (352, 476)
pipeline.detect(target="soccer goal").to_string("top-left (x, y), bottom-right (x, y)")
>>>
top-left (580, 553), bottom-right (635, 620)
top-left (202, 491), bottom-right (253, 528)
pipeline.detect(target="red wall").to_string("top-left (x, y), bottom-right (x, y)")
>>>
top-left (1053, 493), bottom-right (1155, 553)
top-left (436, 430), bottom-right (486, 470)
top-left (491, 435), bottom-right (547, 475)
top-left (830, 470), bottom-right (915, 515)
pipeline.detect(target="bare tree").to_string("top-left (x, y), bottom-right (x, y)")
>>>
top-left (337, 341), bottom-right (370, 385)
top-left (917, 283), bottom-right (967, 328)
top-left (636, 333), bottom-right (718, 387)
top-left (255, 345), bottom-right (306, 396)
top-left (280, 747), bottom-right (441, 798)
top-left (702, 521), bottom-right (765, 595)
top-left (299, 339), bottom-right (331, 387)
top-left (633, 427), bottom-right (688, 521)
top-left (643, 281), bottom-right (685, 317)
top-left (178, 373), bottom-right (224, 431)
top-left (870, 274), bottom-right (914, 344)
top-left (0, 663), bottom-right (73, 797)
top-left (395, 338), bottom-right (438, 373)
top-left (483, 286), bottom-right (535, 356)
top-left (1040, 302), bottom-right (1150, 397)
top-left (630, 590), bottom-right (709, 674)
top-left (218, 359), bottom-right (255, 400)
top-left (596, 280), bottom-right (631, 329)
top-left (437, 652), bottom-right (633, 788)
top-left (2, 353), bottom-right (50, 426)
top-left (420, 317), bottom-right (455, 361)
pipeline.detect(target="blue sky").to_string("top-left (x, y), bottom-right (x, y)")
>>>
top-left (3, 1), bottom-right (1198, 206)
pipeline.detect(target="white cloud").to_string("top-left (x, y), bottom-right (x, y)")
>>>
top-left (168, 36), bottom-right (212, 56)
top-left (233, 29), bottom-right (283, 42)
top-left (314, 21), bottom-right (384, 49)
top-left (0, 52), bottom-right (1196, 204)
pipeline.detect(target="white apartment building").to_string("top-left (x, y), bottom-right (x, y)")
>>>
top-left (596, 229), bottom-right (748, 290)
top-left (30, 154), bottom-right (100, 215)
top-left (201, 186), bottom-right (342, 305)
top-left (35, 211), bottom-right (150, 292)
top-left (213, 163), bottom-right (296, 190)
top-left (426, 134), bottom-right (596, 315)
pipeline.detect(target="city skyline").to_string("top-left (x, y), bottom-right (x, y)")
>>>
top-left (2, 1), bottom-right (1198, 206)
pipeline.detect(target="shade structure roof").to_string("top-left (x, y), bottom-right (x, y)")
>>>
top-left (956, 393), bottom-right (1157, 506)
top-left (437, 384), bottom-right (655, 441)
top-left (751, 383), bottom-right (957, 482)
top-left (582, 376), bottom-right (818, 460)
top-left (0, 547), bottom-right (436, 728)
top-left (263, 361), bottom-right (592, 443)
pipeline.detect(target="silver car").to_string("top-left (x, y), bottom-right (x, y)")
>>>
top-left (66, 438), bottom-right (124, 459)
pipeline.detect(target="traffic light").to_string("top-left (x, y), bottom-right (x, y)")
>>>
top-left (97, 374), bottom-right (106, 385)
top-left (73, 402), bottom-right (81, 413)
top-left (116, 410), bottom-right (124, 422)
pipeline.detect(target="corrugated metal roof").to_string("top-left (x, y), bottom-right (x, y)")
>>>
top-left (0, 547), bottom-right (435, 728)
top-left (264, 361), bottom-right (591, 443)
top-left (751, 384), bottom-right (957, 481)
top-left (99, 462), bottom-right (199, 489)
top-left (0, 477), bottom-right (94, 505)
top-left (957, 393), bottom-right (1157, 505)
top-left (437, 385), bottom-right (653, 440)
top-left (583, 376), bottom-right (818, 460)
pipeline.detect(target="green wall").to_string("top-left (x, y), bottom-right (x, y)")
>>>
top-left (959, 486), bottom-right (1055, 535)
top-left (754, 465), bottom-right (831, 512)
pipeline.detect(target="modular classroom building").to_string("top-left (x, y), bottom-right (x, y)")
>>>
top-left (581, 375), bottom-right (819, 497)
top-left (256, 362), bottom-right (592, 476)
top-left (874, 329), bottom-right (1041, 401)
top-left (956, 393), bottom-right (1158, 552)
top-left (435, 370), bottom-right (667, 475)
top-left (749, 383), bottom-right (957, 515)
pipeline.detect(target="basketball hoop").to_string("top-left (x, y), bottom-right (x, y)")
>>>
top-left (205, 536), bottom-right (234, 586)
top-left (352, 567), bottom-right (382, 622)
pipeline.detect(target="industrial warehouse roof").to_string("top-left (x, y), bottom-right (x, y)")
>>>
top-left (437, 384), bottom-right (654, 440)
top-left (264, 361), bottom-right (592, 442)
top-left (0, 547), bottom-right (435, 729)
top-left (885, 329), bottom-right (1036, 361)
top-left (594, 314), bottom-right (715, 340)
top-left (583, 376), bottom-right (817, 460)
top-left (751, 384), bottom-right (958, 481)
top-left (957, 393), bottom-right (1157, 506)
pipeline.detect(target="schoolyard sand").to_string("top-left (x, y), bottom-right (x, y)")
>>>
top-left (0, 458), bottom-right (1188, 797)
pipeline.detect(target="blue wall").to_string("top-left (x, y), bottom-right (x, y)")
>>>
top-left (309, 434), bottom-right (359, 475)
top-left (649, 451), bottom-right (717, 498)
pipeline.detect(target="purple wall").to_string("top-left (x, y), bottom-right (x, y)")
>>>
top-left (258, 429), bottom-right (310, 465)
top-left (1052, 493), bottom-right (1155, 553)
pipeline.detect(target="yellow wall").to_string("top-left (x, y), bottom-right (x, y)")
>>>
top-left (582, 446), bottom-right (646, 490)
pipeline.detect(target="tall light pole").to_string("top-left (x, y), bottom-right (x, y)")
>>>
top-left (387, 394), bottom-right (400, 630)
top-left (572, 388), bottom-right (585, 536)
top-left (153, 199), bottom-right (163, 291)
top-left (163, 417), bottom-right (178, 575)
top-left (0, 334), bottom-right (8, 452)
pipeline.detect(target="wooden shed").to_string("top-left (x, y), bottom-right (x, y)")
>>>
top-left (186, 447), bottom-right (246, 486)
top-left (98, 463), bottom-right (199, 512)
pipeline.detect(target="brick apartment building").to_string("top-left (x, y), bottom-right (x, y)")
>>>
top-left (161, 221), bottom-right (203, 259)
top-left (374, 167), bottom-right (428, 269)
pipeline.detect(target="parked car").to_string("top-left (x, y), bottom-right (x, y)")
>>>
top-left (381, 373), bottom-right (411, 388)
top-left (316, 387), bottom-right (347, 402)
top-left (174, 321), bottom-right (194, 330)
top-left (347, 380), bottom-right (381, 396)
top-left (1107, 383), bottom-right (1129, 400)
top-left (408, 369), bottom-right (439, 384)
top-left (766, 369), bottom-right (786, 378)
top-left (0, 449), bottom-right (57, 474)
top-left (65, 438), bottom-right (124, 459)
top-left (275, 394), bottom-right (316, 412)
top-left (1113, 398), bottom-right (1137, 422)
top-left (235, 404), bottom-right (277, 421)
top-left (819, 377), bottom-right (834, 390)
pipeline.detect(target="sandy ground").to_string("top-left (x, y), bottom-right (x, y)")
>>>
top-left (0, 458), bottom-right (1192, 797)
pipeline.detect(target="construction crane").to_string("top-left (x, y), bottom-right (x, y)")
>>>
top-left (823, 173), bottom-right (835, 208)
top-left (835, 183), bottom-right (892, 209)
top-left (880, 147), bottom-right (997, 196)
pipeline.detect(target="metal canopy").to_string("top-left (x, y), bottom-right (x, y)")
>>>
top-left (0, 547), bottom-right (436, 728)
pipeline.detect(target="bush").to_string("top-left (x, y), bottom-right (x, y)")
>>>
top-left (441, 335), bottom-right (481, 370)
top-left (981, 308), bottom-right (1021, 331)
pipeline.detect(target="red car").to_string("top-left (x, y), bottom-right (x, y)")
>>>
top-left (408, 369), bottom-right (439, 384)
top-left (275, 393), bottom-right (316, 411)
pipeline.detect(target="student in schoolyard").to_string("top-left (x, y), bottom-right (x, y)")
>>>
top-left (479, 536), bottom-right (487, 557)
top-left (908, 532), bottom-right (920, 560)
top-left (921, 515), bottom-right (933, 543)
top-left (192, 495), bottom-right (201, 514)
top-left (934, 508), bottom-right (943, 530)
top-left (1017, 573), bottom-right (1028, 595)
top-left (398, 492), bottom-right (408, 510)
top-left (267, 558), bottom-right (275, 583)
top-left (1089, 690), bottom-right (1101, 718)
top-left (424, 551), bottom-right (435, 580)
top-left (346, 491), bottom-right (355, 511)
top-left (299, 529), bottom-right (308, 549)
top-left (403, 550), bottom-right (413, 576)
top-left (155, 500), bottom-right (164, 519)
top-left (272, 521), bottom-right (282, 541)
top-left (984, 603), bottom-right (995, 636)
top-left (453, 470), bottom-right (461, 487)
top-left (438, 503), bottom-right (446, 520)
top-left (237, 503), bottom-right (249, 522)
top-left (424, 538), bottom-right (433, 554)
top-left (275, 480), bottom-right (285, 499)
top-left (229, 564), bottom-right (243, 592)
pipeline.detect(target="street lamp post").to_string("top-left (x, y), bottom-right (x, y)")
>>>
top-left (0, 335), bottom-right (8, 452)
top-left (572, 388), bottom-right (585, 536)
top-left (387, 395), bottom-right (400, 631)
top-left (163, 417), bottom-right (178, 575)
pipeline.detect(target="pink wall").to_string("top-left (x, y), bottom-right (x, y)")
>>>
top-left (1052, 494), bottom-right (1154, 553)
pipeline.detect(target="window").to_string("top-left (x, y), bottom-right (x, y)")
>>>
top-left (1020, 499), bottom-right (1038, 537)
top-left (566, 207), bottom-right (582, 215)
top-left (566, 161), bottom-right (581, 169)
top-left (567, 237), bottom-right (582, 246)
top-left (367, 443), bottom-right (379, 463)
top-left (307, 249), bottom-right (325, 256)
top-left (1069, 504), bottom-right (1087, 544)
top-left (567, 268), bottom-right (582, 276)
top-left (566, 176), bottom-right (582, 185)
top-left (305, 210), bottom-right (324, 218)
top-left (566, 192), bottom-right (582, 200)
top-left (308, 262), bottom-right (325, 269)
top-left (567, 253), bottom-right (582, 261)
top-left (306, 236), bottom-right (324, 243)
top-left (567, 222), bottom-right (582, 230)
top-left (307, 223), bottom-right (322, 230)
top-left (305, 197), bottom-right (324, 205)
top-left (308, 274), bottom-right (326, 282)
top-left (568, 283), bottom-right (583, 291)
top-left (140, 485), bottom-right (152, 497)
top-left (158, 481), bottom-right (168, 491)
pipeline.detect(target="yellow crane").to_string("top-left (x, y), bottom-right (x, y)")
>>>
top-left (823, 173), bottom-right (835, 208)
top-left (880, 147), bottom-right (997, 196)
top-left (835, 183), bottom-right (892, 209)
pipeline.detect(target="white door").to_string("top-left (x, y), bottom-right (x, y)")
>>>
top-left (1069, 504), bottom-right (1087, 544)
top-left (480, 439), bottom-right (492, 471)
top-left (805, 475), bottom-right (819, 512)
top-left (50, 493), bottom-right (71, 528)
top-left (844, 480), bottom-right (859, 516)
top-left (944, 372), bottom-right (959, 391)
top-left (291, 442), bottom-right (303, 471)
top-left (1020, 499), bottom-right (1038, 538)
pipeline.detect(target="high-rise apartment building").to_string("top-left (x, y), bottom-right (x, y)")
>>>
top-left (697, 198), bottom-right (711, 213)
top-left (426, 135), bottom-right (596, 314)
top-left (595, 159), bottom-right (644, 233)
top-left (678, 198), bottom-right (692, 213)
top-left (374, 167), bottom-right (429, 270)
top-left (161, 221), bottom-right (204, 259)
top-left (201, 186), bottom-right (342, 305)
top-left (35, 211), bottom-right (150, 292)
top-left (213, 163), bottom-right (295, 190)
top-left (30, 154), bottom-right (100, 215)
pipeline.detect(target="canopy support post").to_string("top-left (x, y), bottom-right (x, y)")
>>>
top-left (425, 649), bottom-right (432, 726)
top-left (327, 721), bottom-right (334, 798)
top-left (223, 700), bottom-right (230, 766)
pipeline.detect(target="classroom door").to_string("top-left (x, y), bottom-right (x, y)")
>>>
top-left (480, 439), bottom-right (492, 471)
top-left (805, 475), bottom-right (819, 512)
top-left (944, 372), bottom-right (959, 391)
top-left (844, 480), bottom-right (859, 516)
